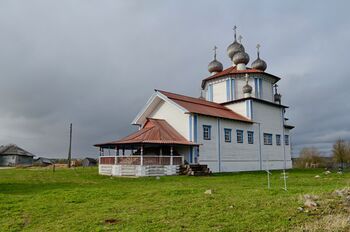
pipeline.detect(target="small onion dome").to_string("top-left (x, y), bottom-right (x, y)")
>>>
top-left (232, 51), bottom-right (250, 65)
top-left (227, 41), bottom-right (245, 60)
top-left (251, 58), bottom-right (267, 71)
top-left (243, 82), bottom-right (252, 94)
top-left (243, 74), bottom-right (252, 94)
top-left (251, 44), bottom-right (267, 71)
top-left (208, 59), bottom-right (223, 73)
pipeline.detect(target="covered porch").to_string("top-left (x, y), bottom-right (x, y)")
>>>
top-left (94, 118), bottom-right (199, 176)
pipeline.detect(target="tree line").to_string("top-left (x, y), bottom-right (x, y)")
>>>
top-left (295, 139), bottom-right (350, 169)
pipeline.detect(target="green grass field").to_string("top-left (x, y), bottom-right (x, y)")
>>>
top-left (0, 167), bottom-right (349, 231)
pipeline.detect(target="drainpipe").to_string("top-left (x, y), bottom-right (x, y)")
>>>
top-left (282, 109), bottom-right (286, 169)
top-left (217, 118), bottom-right (221, 172)
top-left (258, 122), bottom-right (262, 170)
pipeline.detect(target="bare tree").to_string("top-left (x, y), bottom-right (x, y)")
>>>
top-left (299, 147), bottom-right (322, 168)
top-left (332, 139), bottom-right (350, 170)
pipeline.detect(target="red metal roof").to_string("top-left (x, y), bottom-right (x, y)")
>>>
top-left (157, 90), bottom-right (251, 123)
top-left (95, 118), bottom-right (197, 147)
top-left (201, 66), bottom-right (281, 88)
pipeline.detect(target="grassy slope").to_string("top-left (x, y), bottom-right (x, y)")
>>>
top-left (0, 168), bottom-right (349, 231)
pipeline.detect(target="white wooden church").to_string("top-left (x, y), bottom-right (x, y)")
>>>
top-left (96, 27), bottom-right (294, 176)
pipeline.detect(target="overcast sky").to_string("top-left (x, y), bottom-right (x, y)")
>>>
top-left (0, 1), bottom-right (349, 158)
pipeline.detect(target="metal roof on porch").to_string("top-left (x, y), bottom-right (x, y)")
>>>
top-left (94, 118), bottom-right (198, 148)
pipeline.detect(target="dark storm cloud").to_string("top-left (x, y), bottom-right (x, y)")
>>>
top-left (0, 0), bottom-right (349, 157)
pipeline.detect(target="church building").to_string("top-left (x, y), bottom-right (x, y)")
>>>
top-left (95, 27), bottom-right (294, 176)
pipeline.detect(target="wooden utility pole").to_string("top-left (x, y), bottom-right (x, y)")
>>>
top-left (68, 123), bottom-right (72, 168)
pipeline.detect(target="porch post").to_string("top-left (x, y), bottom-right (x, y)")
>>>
top-left (122, 148), bottom-right (125, 156)
top-left (99, 148), bottom-right (102, 156)
top-left (140, 145), bottom-right (144, 166)
top-left (160, 147), bottom-right (163, 165)
top-left (170, 146), bottom-right (173, 165)
top-left (114, 146), bottom-right (118, 165)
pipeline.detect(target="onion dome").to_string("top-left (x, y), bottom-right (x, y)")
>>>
top-left (227, 26), bottom-right (245, 60)
top-left (208, 60), bottom-right (223, 73)
top-left (251, 44), bottom-right (267, 71)
top-left (208, 46), bottom-right (223, 73)
top-left (232, 51), bottom-right (250, 65)
top-left (243, 74), bottom-right (252, 94)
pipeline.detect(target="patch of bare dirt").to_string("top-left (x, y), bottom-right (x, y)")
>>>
top-left (104, 218), bottom-right (121, 225)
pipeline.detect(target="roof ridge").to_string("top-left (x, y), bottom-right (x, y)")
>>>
top-left (173, 98), bottom-right (232, 111)
top-left (156, 89), bottom-right (251, 123)
top-left (157, 90), bottom-right (230, 110)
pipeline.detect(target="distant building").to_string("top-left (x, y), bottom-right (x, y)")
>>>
top-left (33, 157), bottom-right (54, 166)
top-left (82, 158), bottom-right (98, 167)
top-left (0, 144), bottom-right (34, 167)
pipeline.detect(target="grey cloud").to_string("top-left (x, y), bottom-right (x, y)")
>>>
top-left (0, 0), bottom-right (349, 158)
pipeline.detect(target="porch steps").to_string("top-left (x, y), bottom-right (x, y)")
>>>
top-left (179, 164), bottom-right (211, 176)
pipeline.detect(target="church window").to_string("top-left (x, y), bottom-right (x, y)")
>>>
top-left (224, 128), bottom-right (231, 142)
top-left (276, 134), bottom-right (281, 146)
top-left (247, 131), bottom-right (254, 144)
top-left (203, 125), bottom-right (211, 140)
top-left (207, 85), bottom-right (213, 101)
top-left (236, 130), bottom-right (243, 143)
top-left (264, 133), bottom-right (272, 145)
top-left (284, 135), bottom-right (289, 145)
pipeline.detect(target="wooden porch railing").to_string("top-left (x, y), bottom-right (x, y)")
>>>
top-left (99, 156), bottom-right (183, 165)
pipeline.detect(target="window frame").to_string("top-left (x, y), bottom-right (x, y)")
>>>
top-left (284, 135), bottom-right (289, 146)
top-left (203, 125), bottom-right (211, 140)
top-left (263, 133), bottom-right (273, 145)
top-left (224, 128), bottom-right (232, 143)
top-left (247, 131), bottom-right (254, 144)
top-left (276, 134), bottom-right (281, 146)
top-left (236, 129), bottom-right (244, 144)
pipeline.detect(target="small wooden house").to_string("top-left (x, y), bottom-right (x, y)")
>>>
top-left (82, 157), bottom-right (98, 167)
top-left (0, 144), bottom-right (34, 167)
top-left (34, 157), bottom-right (54, 166)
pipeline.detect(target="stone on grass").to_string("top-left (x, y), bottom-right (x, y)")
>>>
top-left (304, 199), bottom-right (318, 209)
top-left (303, 194), bottom-right (319, 209)
top-left (324, 170), bottom-right (331, 175)
top-left (333, 188), bottom-right (350, 197)
top-left (315, 175), bottom-right (320, 178)
top-left (204, 189), bottom-right (212, 195)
